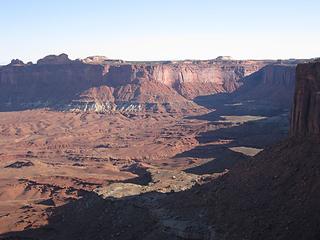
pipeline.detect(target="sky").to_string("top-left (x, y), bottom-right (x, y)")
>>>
top-left (1, 0), bottom-right (320, 64)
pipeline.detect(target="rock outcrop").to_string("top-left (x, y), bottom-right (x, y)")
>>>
top-left (291, 61), bottom-right (320, 136)
top-left (216, 56), bottom-right (233, 61)
top-left (82, 56), bottom-right (109, 64)
top-left (8, 59), bottom-right (25, 66)
top-left (37, 53), bottom-right (72, 65)
top-left (81, 56), bottom-right (124, 65)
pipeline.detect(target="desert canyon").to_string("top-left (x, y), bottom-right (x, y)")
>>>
top-left (0, 54), bottom-right (319, 240)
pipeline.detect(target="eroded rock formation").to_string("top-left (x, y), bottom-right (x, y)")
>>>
top-left (37, 53), bottom-right (72, 65)
top-left (8, 59), bottom-right (25, 66)
top-left (104, 61), bottom-right (268, 99)
top-left (0, 54), bottom-right (301, 113)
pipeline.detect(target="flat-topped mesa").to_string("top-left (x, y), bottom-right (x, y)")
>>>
top-left (0, 54), bottom-right (303, 113)
top-left (104, 60), bottom-right (269, 99)
top-left (37, 53), bottom-right (72, 65)
top-left (290, 61), bottom-right (320, 136)
top-left (0, 59), bottom-right (105, 111)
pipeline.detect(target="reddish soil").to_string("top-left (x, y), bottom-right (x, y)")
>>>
top-left (0, 107), bottom-right (226, 235)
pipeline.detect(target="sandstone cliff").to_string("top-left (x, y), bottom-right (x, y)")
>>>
top-left (104, 61), bottom-right (268, 99)
top-left (0, 58), bottom-right (202, 113)
top-left (0, 62), bottom-right (105, 110)
top-left (232, 64), bottom-right (297, 107)
top-left (291, 61), bottom-right (320, 136)
top-left (0, 54), bottom-right (299, 113)
top-left (104, 64), bottom-right (201, 113)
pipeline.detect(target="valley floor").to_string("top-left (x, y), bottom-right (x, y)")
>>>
top-left (0, 102), bottom-right (289, 238)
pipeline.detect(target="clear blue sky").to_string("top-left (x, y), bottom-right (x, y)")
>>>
top-left (1, 0), bottom-right (320, 64)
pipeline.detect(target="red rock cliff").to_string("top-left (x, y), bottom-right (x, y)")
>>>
top-left (0, 62), bottom-right (104, 109)
top-left (104, 60), bottom-right (268, 99)
top-left (291, 61), bottom-right (320, 136)
top-left (0, 55), bottom-right (294, 113)
top-left (232, 64), bottom-right (297, 107)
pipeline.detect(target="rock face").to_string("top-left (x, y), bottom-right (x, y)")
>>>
top-left (203, 60), bottom-right (320, 239)
top-left (193, 63), bottom-right (299, 116)
top-left (0, 62), bottom-right (105, 110)
top-left (233, 64), bottom-right (297, 107)
top-left (164, 60), bottom-right (320, 240)
top-left (104, 64), bottom-right (202, 112)
top-left (63, 86), bottom-right (116, 113)
top-left (158, 61), bottom-right (267, 99)
top-left (105, 60), bottom-right (268, 100)
top-left (291, 61), bottom-right (320, 136)
top-left (0, 54), bottom-right (299, 113)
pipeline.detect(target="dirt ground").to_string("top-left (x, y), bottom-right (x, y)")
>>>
top-left (0, 106), bottom-right (288, 236)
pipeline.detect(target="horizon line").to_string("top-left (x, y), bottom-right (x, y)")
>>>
top-left (0, 53), bottom-right (318, 66)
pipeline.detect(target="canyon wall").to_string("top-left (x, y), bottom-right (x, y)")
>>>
top-left (0, 62), bottom-right (105, 110)
top-left (291, 61), bottom-right (320, 136)
top-left (0, 54), bottom-right (301, 113)
top-left (104, 60), bottom-right (268, 99)
top-left (232, 64), bottom-right (297, 108)
top-left (205, 60), bottom-right (320, 240)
